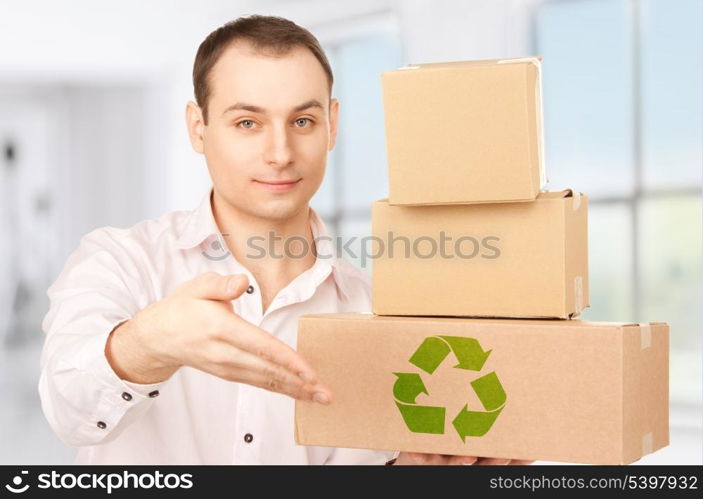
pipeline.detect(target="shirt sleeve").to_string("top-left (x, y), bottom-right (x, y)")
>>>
top-left (324, 447), bottom-right (399, 465)
top-left (38, 228), bottom-right (166, 447)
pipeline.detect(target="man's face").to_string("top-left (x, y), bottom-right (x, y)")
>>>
top-left (186, 41), bottom-right (338, 222)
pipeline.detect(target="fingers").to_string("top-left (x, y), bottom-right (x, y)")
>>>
top-left (173, 272), bottom-right (331, 400)
top-left (179, 273), bottom-right (316, 381)
top-left (221, 315), bottom-right (320, 385)
top-left (478, 457), bottom-right (534, 465)
top-left (404, 452), bottom-right (449, 465)
top-left (404, 453), bottom-right (478, 465)
top-left (218, 364), bottom-right (327, 403)
top-left (205, 344), bottom-right (332, 403)
top-left (446, 454), bottom-right (479, 465)
top-left (225, 273), bottom-right (250, 298)
top-left (394, 452), bottom-right (530, 466)
top-left (179, 272), bottom-right (250, 301)
top-left (475, 457), bottom-right (512, 465)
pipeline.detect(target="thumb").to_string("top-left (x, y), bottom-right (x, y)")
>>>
top-left (180, 272), bottom-right (249, 301)
top-left (223, 273), bottom-right (250, 300)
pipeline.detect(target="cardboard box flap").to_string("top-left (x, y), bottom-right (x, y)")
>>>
top-left (300, 313), bottom-right (639, 329)
top-left (537, 188), bottom-right (578, 199)
top-left (538, 189), bottom-right (586, 214)
top-left (390, 56), bottom-right (543, 72)
top-left (378, 190), bottom-right (582, 203)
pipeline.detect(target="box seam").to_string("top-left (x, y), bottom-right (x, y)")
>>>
top-left (524, 63), bottom-right (540, 196)
top-left (620, 326), bottom-right (627, 463)
top-left (562, 202), bottom-right (569, 317)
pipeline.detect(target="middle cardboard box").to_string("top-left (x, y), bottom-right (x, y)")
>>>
top-left (371, 189), bottom-right (588, 319)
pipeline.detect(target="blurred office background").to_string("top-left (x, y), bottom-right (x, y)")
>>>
top-left (0, 0), bottom-right (700, 464)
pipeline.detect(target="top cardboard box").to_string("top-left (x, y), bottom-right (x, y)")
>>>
top-left (381, 57), bottom-right (546, 205)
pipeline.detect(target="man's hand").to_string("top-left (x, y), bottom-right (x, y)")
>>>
top-left (393, 452), bottom-right (535, 465)
top-left (105, 272), bottom-right (332, 404)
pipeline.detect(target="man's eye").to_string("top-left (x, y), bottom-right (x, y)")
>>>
top-left (294, 118), bottom-right (312, 128)
top-left (237, 120), bottom-right (256, 129)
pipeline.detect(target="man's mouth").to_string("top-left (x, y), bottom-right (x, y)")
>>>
top-left (252, 178), bottom-right (302, 192)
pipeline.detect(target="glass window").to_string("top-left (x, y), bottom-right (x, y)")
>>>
top-left (638, 196), bottom-right (702, 403)
top-left (638, 197), bottom-right (702, 349)
top-left (309, 140), bottom-right (337, 219)
top-left (581, 203), bottom-right (634, 322)
top-left (328, 34), bottom-right (403, 213)
top-left (536, 0), bottom-right (702, 406)
top-left (337, 216), bottom-right (373, 275)
top-left (641, 0), bottom-right (703, 189)
top-left (535, 0), bottom-right (634, 197)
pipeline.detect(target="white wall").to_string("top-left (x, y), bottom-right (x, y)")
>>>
top-left (395, 0), bottom-right (541, 62)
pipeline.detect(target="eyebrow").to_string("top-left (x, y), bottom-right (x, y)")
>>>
top-left (221, 99), bottom-right (324, 117)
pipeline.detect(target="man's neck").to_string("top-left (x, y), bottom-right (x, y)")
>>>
top-left (210, 190), bottom-right (317, 311)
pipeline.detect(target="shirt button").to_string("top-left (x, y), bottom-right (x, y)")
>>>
top-left (97, 421), bottom-right (107, 429)
top-left (244, 433), bottom-right (253, 443)
top-left (148, 390), bottom-right (160, 398)
top-left (121, 392), bottom-right (132, 401)
top-left (246, 285), bottom-right (254, 294)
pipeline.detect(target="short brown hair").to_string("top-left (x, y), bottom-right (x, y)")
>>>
top-left (192, 15), bottom-right (334, 125)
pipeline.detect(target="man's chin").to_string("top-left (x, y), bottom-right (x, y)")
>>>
top-left (243, 197), bottom-right (309, 222)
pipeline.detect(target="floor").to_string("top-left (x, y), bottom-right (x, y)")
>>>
top-left (1, 338), bottom-right (700, 465)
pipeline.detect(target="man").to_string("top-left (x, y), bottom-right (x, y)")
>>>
top-left (39, 14), bottom-right (530, 465)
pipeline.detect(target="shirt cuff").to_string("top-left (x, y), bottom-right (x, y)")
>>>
top-left (69, 320), bottom-right (167, 444)
top-left (121, 379), bottom-right (164, 397)
top-left (82, 321), bottom-right (166, 399)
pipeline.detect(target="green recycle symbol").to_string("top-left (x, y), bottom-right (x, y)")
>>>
top-left (393, 336), bottom-right (507, 442)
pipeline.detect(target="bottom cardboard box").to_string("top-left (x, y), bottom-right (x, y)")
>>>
top-left (294, 313), bottom-right (669, 465)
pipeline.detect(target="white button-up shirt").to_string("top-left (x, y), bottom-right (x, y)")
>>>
top-left (39, 187), bottom-right (397, 465)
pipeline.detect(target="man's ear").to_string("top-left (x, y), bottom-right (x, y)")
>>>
top-left (185, 101), bottom-right (205, 154)
top-left (328, 97), bottom-right (339, 152)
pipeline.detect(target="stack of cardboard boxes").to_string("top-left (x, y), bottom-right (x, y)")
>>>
top-left (295, 57), bottom-right (669, 464)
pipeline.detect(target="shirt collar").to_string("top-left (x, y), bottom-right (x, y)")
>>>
top-left (174, 187), bottom-right (353, 300)
top-left (174, 188), bottom-right (219, 251)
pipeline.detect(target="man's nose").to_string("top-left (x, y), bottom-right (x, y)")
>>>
top-left (263, 123), bottom-right (294, 168)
